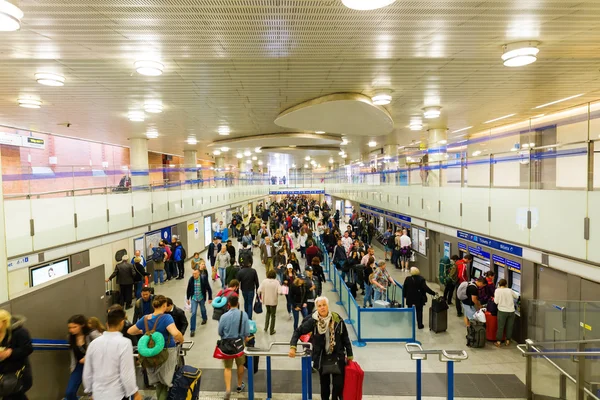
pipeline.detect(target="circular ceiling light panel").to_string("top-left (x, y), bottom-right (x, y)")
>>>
top-left (134, 60), bottom-right (164, 76)
top-left (18, 98), bottom-right (41, 109)
top-left (0, 1), bottom-right (24, 32)
top-left (144, 101), bottom-right (163, 113)
top-left (236, 153), bottom-right (243, 159)
top-left (409, 122), bottom-right (423, 131)
top-left (218, 126), bottom-right (230, 136)
top-left (275, 93), bottom-right (394, 136)
top-left (213, 150), bottom-right (221, 156)
top-left (35, 72), bottom-right (65, 87)
top-left (423, 106), bottom-right (442, 119)
top-left (187, 138), bottom-right (198, 145)
top-left (368, 140), bottom-right (377, 147)
top-left (146, 130), bottom-right (159, 139)
top-left (371, 91), bottom-right (392, 105)
top-left (502, 42), bottom-right (540, 67)
top-left (244, 150), bottom-right (252, 157)
top-left (342, 0), bottom-right (396, 10)
top-left (128, 111), bottom-right (145, 122)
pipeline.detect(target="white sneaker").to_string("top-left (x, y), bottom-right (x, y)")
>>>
top-left (289, 313), bottom-right (293, 320)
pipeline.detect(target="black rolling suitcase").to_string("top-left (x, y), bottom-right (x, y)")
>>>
top-left (429, 296), bottom-right (448, 333)
top-left (104, 281), bottom-right (120, 310)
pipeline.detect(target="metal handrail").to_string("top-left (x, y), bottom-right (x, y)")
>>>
top-left (405, 343), bottom-right (469, 363)
top-left (518, 338), bottom-right (600, 347)
top-left (244, 341), bottom-right (312, 357)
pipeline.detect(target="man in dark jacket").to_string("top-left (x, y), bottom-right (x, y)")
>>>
top-left (106, 255), bottom-right (136, 309)
top-left (305, 241), bottom-right (321, 267)
top-left (403, 267), bottom-right (436, 329)
top-left (207, 237), bottom-right (222, 270)
top-left (186, 268), bottom-right (213, 337)
top-left (226, 240), bottom-right (236, 261)
top-left (166, 297), bottom-right (189, 335)
top-left (238, 242), bottom-right (253, 268)
top-left (332, 238), bottom-right (348, 278)
top-left (236, 265), bottom-right (260, 319)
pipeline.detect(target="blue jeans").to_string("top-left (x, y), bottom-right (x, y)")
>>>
top-left (285, 293), bottom-right (293, 313)
top-left (363, 284), bottom-right (373, 307)
top-left (374, 288), bottom-right (387, 302)
top-left (292, 307), bottom-right (308, 330)
top-left (243, 290), bottom-right (255, 320)
top-left (65, 363), bottom-right (83, 400)
top-left (135, 281), bottom-right (143, 299)
top-left (219, 267), bottom-right (226, 288)
top-left (190, 298), bottom-right (207, 332)
top-left (154, 269), bottom-right (164, 284)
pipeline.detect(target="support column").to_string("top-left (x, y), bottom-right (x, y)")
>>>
top-left (424, 128), bottom-right (448, 187)
top-left (129, 137), bottom-right (150, 187)
top-left (215, 157), bottom-right (225, 187)
top-left (0, 149), bottom-right (8, 303)
top-left (184, 150), bottom-right (197, 182)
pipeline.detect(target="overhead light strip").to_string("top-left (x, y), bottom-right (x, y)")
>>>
top-left (534, 94), bottom-right (584, 109)
top-left (452, 126), bottom-right (472, 133)
top-left (484, 113), bottom-right (516, 124)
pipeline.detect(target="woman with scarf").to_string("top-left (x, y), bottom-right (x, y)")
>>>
top-left (289, 297), bottom-right (353, 400)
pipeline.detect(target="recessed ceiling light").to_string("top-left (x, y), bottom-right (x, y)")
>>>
top-left (423, 106), bottom-right (442, 119)
top-left (128, 111), bottom-right (145, 122)
top-left (244, 150), bottom-right (252, 157)
top-left (146, 130), bottom-right (159, 139)
top-left (530, 142), bottom-right (536, 147)
top-left (134, 60), bottom-right (164, 76)
top-left (187, 138), bottom-right (197, 145)
top-left (213, 150), bottom-right (221, 156)
top-left (472, 151), bottom-right (482, 157)
top-left (255, 147), bottom-right (262, 153)
top-left (218, 126), bottom-right (230, 136)
top-left (438, 139), bottom-right (448, 145)
top-left (252, 156), bottom-right (258, 161)
top-left (305, 156), bottom-right (311, 161)
top-left (484, 113), bottom-right (516, 124)
top-left (304, 164), bottom-right (309, 168)
top-left (236, 153), bottom-right (243, 159)
top-left (246, 159), bottom-right (252, 164)
top-left (452, 126), bottom-right (472, 133)
top-left (258, 160), bottom-right (263, 165)
top-left (342, 0), bottom-right (396, 11)
top-left (34, 72), bottom-right (65, 86)
top-left (291, 164), bottom-right (296, 168)
top-left (409, 122), bottom-right (423, 131)
top-left (371, 91), bottom-right (392, 106)
top-left (502, 42), bottom-right (539, 67)
top-left (329, 158), bottom-right (334, 164)
top-left (0, 1), bottom-right (24, 32)
top-left (341, 154), bottom-right (347, 159)
top-left (534, 94), bottom-right (584, 109)
top-left (144, 101), bottom-right (163, 113)
top-left (18, 98), bottom-right (41, 109)
top-left (315, 131), bottom-right (325, 134)
top-left (359, 162), bottom-right (365, 167)
top-left (220, 146), bottom-right (229, 152)
top-left (368, 141), bottom-right (377, 147)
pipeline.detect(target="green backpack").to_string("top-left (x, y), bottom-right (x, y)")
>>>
top-left (438, 256), bottom-right (451, 286)
top-left (138, 314), bottom-right (170, 369)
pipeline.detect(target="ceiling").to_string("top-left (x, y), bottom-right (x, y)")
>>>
top-left (2, 0), bottom-right (600, 167)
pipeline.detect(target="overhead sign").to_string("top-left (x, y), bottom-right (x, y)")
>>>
top-left (360, 204), bottom-right (411, 222)
top-left (0, 132), bottom-right (23, 147)
top-left (23, 137), bottom-right (45, 149)
top-left (458, 242), bottom-right (467, 251)
top-left (457, 230), bottom-right (522, 257)
top-left (0, 132), bottom-right (45, 149)
top-left (492, 254), bottom-right (521, 272)
top-left (468, 245), bottom-right (490, 259)
top-left (8, 254), bottom-right (39, 271)
top-left (270, 190), bottom-right (324, 195)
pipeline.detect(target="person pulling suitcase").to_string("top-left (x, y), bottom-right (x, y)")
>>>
top-left (402, 267), bottom-right (436, 329)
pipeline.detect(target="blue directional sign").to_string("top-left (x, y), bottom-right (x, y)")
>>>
top-left (457, 230), bottom-right (522, 257)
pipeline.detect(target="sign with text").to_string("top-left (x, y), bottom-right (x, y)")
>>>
top-left (270, 190), bottom-right (324, 195)
top-left (457, 230), bottom-right (522, 257)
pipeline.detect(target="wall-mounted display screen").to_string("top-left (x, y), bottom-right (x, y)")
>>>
top-left (30, 258), bottom-right (69, 287)
top-left (204, 216), bottom-right (212, 247)
top-left (512, 272), bottom-right (521, 294)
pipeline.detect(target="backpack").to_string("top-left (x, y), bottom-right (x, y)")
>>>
top-left (447, 264), bottom-right (458, 283)
top-left (292, 217), bottom-right (299, 227)
top-left (138, 314), bottom-right (170, 369)
top-left (385, 235), bottom-right (394, 249)
top-left (180, 246), bottom-right (187, 261)
top-left (438, 257), bottom-right (450, 285)
top-left (457, 282), bottom-right (476, 301)
top-left (167, 365), bottom-right (202, 400)
top-left (152, 248), bottom-right (165, 262)
top-left (239, 249), bottom-right (253, 268)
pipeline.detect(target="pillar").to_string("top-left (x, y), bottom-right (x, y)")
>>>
top-left (427, 128), bottom-right (448, 162)
top-left (216, 157), bottom-right (225, 187)
top-left (184, 150), bottom-right (197, 182)
top-left (0, 150), bottom-right (7, 303)
top-left (129, 138), bottom-right (150, 187)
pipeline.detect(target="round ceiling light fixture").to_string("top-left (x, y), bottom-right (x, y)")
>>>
top-left (134, 60), bottom-right (164, 76)
top-left (371, 91), bottom-right (392, 106)
top-left (329, 158), bottom-right (334, 164)
top-left (0, 1), bottom-right (24, 32)
top-left (213, 150), bottom-right (221, 156)
top-left (236, 153), bottom-right (243, 159)
top-left (187, 137), bottom-right (198, 145)
top-left (146, 130), bottom-right (159, 139)
top-left (128, 111), bottom-right (145, 122)
top-left (220, 146), bottom-right (229, 152)
top-left (305, 156), bottom-right (311, 161)
top-left (17, 98), bottom-right (41, 109)
top-left (423, 106), bottom-right (442, 119)
top-left (252, 156), bottom-right (258, 161)
top-left (502, 42), bottom-right (540, 67)
top-left (144, 101), bottom-right (163, 113)
top-left (304, 164), bottom-right (308, 168)
top-left (218, 126), bottom-right (230, 136)
top-left (246, 159), bottom-right (252, 164)
top-left (244, 150), bottom-right (252, 157)
top-left (34, 72), bottom-right (65, 87)
top-left (255, 147), bottom-right (262, 153)
top-left (341, 154), bottom-right (348, 159)
top-left (342, 0), bottom-right (396, 10)
top-left (368, 140), bottom-right (377, 148)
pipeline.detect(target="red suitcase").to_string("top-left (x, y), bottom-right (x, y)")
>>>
top-left (485, 311), bottom-right (505, 341)
top-left (343, 360), bottom-right (364, 400)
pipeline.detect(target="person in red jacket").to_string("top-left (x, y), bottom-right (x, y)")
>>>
top-left (454, 254), bottom-right (472, 317)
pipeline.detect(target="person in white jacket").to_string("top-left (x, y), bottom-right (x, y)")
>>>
top-left (493, 279), bottom-right (519, 347)
top-left (257, 270), bottom-right (282, 335)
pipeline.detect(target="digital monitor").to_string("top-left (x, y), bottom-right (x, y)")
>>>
top-left (511, 272), bottom-right (521, 294)
top-left (473, 269), bottom-right (482, 279)
top-left (497, 266), bottom-right (506, 282)
top-left (30, 258), bottom-right (69, 287)
top-left (203, 216), bottom-right (212, 247)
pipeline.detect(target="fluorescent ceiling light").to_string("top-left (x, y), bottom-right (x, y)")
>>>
top-left (409, 122), bottom-right (422, 131)
top-left (213, 150), bottom-right (221, 156)
top-left (452, 126), bottom-right (472, 133)
top-left (146, 130), bottom-right (159, 139)
top-left (18, 98), bottom-right (41, 109)
top-left (502, 42), bottom-right (539, 67)
top-left (187, 138), bottom-right (198, 145)
top-left (254, 147), bottom-right (262, 153)
top-left (315, 131), bottom-right (325, 134)
top-left (484, 113), bottom-right (516, 124)
top-left (134, 60), bottom-right (164, 76)
top-left (34, 72), bottom-right (65, 87)
top-left (218, 126), bottom-right (230, 136)
top-left (252, 156), bottom-right (258, 161)
top-left (144, 101), bottom-right (163, 113)
top-left (534, 94), bottom-right (584, 109)
top-left (371, 91), bottom-right (392, 106)
top-left (368, 141), bottom-right (377, 147)
top-left (423, 106), bottom-right (442, 119)
top-left (220, 146), bottom-right (229, 152)
top-left (236, 153), bottom-right (243, 159)
top-left (0, 1), bottom-right (24, 31)
top-left (305, 156), bottom-right (310, 161)
top-left (342, 0), bottom-right (396, 11)
top-left (244, 150), bottom-right (252, 157)
top-left (128, 111), bottom-right (145, 122)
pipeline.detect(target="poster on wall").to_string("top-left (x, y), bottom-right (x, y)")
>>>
top-left (204, 216), bottom-right (212, 247)
top-left (411, 227), bottom-right (418, 252)
top-left (134, 237), bottom-right (144, 256)
top-left (194, 221), bottom-right (199, 239)
top-left (30, 258), bottom-right (69, 287)
top-left (443, 241), bottom-right (451, 258)
top-left (418, 228), bottom-right (427, 255)
top-left (145, 231), bottom-right (162, 259)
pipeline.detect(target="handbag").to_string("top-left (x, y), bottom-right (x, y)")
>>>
top-left (0, 366), bottom-right (25, 396)
top-left (214, 311), bottom-right (245, 359)
top-left (280, 285), bottom-right (289, 295)
top-left (253, 299), bottom-right (263, 314)
top-left (321, 353), bottom-right (341, 375)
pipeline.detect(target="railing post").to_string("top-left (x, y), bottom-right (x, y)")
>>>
top-left (447, 360), bottom-right (454, 400)
top-left (247, 355), bottom-right (254, 400)
top-left (301, 356), bottom-right (308, 400)
top-left (307, 356), bottom-right (313, 400)
top-left (576, 342), bottom-right (585, 400)
top-left (526, 339), bottom-right (533, 400)
top-left (416, 358), bottom-right (422, 400)
top-left (266, 355), bottom-right (272, 400)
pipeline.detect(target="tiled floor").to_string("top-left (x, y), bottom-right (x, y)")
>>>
top-left (130, 225), bottom-right (529, 399)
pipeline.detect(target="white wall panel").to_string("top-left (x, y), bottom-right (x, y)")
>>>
top-left (107, 193), bottom-right (133, 233)
top-left (182, 189), bottom-right (193, 213)
top-left (586, 191), bottom-right (600, 263)
top-left (132, 192), bottom-right (152, 226)
top-left (489, 188), bottom-right (530, 245)
top-left (556, 144), bottom-right (588, 189)
top-left (409, 185), bottom-right (423, 218)
top-left (529, 190), bottom-right (587, 259)
top-left (421, 186), bottom-right (440, 222)
top-left (492, 159), bottom-right (521, 187)
top-left (465, 158), bottom-right (490, 187)
top-left (151, 191), bottom-right (169, 222)
top-left (168, 190), bottom-right (183, 218)
top-left (75, 194), bottom-right (108, 240)
top-left (4, 200), bottom-right (33, 257)
top-left (439, 187), bottom-right (462, 228)
top-left (32, 197), bottom-right (76, 250)
top-left (461, 187), bottom-right (490, 235)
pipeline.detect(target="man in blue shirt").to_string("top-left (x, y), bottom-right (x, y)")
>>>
top-left (218, 296), bottom-right (250, 399)
top-left (133, 287), bottom-right (154, 323)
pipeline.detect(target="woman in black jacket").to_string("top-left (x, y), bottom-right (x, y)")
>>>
top-left (0, 311), bottom-right (33, 400)
top-left (289, 296), bottom-right (353, 400)
top-left (290, 277), bottom-right (308, 330)
top-left (403, 267), bottom-right (436, 329)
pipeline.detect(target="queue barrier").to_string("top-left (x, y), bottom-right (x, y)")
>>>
top-left (315, 237), bottom-right (417, 347)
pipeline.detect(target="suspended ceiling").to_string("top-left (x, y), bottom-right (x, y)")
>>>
top-left (1, 0), bottom-right (600, 165)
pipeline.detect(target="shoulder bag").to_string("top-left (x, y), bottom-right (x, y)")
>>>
top-left (214, 311), bottom-right (245, 359)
